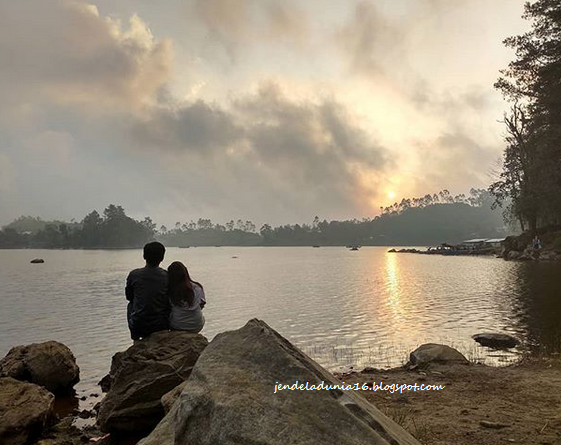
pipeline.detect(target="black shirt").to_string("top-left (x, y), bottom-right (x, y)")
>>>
top-left (126, 266), bottom-right (169, 339)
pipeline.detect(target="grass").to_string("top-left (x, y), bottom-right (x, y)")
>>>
top-left (300, 339), bottom-right (521, 373)
top-left (381, 406), bottom-right (435, 444)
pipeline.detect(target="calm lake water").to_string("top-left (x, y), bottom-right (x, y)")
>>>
top-left (1, 247), bottom-right (560, 403)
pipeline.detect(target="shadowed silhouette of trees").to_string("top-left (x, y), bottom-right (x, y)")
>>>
top-left (491, 0), bottom-right (561, 232)
top-left (0, 190), bottom-right (506, 248)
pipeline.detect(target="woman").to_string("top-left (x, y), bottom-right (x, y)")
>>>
top-left (167, 261), bottom-right (206, 333)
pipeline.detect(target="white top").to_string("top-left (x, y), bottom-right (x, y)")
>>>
top-left (182, 283), bottom-right (205, 310)
top-left (169, 282), bottom-right (206, 332)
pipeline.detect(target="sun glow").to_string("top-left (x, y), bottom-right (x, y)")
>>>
top-left (387, 191), bottom-right (396, 200)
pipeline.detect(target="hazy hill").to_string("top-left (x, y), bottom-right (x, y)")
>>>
top-left (0, 190), bottom-right (511, 248)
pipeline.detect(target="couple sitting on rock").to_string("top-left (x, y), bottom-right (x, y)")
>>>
top-left (126, 242), bottom-right (206, 341)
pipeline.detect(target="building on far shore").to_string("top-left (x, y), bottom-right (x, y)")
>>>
top-left (460, 238), bottom-right (505, 251)
top-left (484, 238), bottom-right (506, 248)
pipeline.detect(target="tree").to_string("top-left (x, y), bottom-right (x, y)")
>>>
top-left (490, 105), bottom-right (538, 230)
top-left (81, 210), bottom-right (103, 247)
top-left (491, 0), bottom-right (561, 230)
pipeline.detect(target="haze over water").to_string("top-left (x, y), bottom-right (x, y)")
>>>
top-left (1, 247), bottom-right (560, 399)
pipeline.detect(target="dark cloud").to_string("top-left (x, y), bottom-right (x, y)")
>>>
top-left (132, 101), bottom-right (243, 154)
top-left (131, 83), bottom-right (389, 221)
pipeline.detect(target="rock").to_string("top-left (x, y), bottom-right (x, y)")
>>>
top-left (35, 417), bottom-right (87, 445)
top-left (98, 374), bottom-right (111, 393)
top-left (472, 333), bottom-right (519, 349)
top-left (506, 250), bottom-right (521, 261)
top-left (78, 409), bottom-right (94, 419)
top-left (30, 258), bottom-right (45, 264)
top-left (138, 319), bottom-right (421, 445)
top-left (518, 247), bottom-right (539, 261)
top-left (161, 381), bottom-right (187, 414)
top-left (97, 330), bottom-right (208, 434)
top-left (539, 250), bottom-right (559, 261)
top-left (408, 343), bottom-right (469, 367)
top-left (0, 341), bottom-right (79, 394)
top-left (0, 377), bottom-right (55, 445)
top-left (388, 249), bottom-right (396, 253)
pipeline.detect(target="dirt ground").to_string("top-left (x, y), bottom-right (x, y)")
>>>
top-left (335, 356), bottom-right (561, 445)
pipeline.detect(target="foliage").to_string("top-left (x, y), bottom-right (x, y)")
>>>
top-left (0, 205), bottom-right (156, 249)
top-left (491, 0), bottom-right (561, 231)
top-left (551, 234), bottom-right (561, 252)
top-left (3, 216), bottom-right (70, 234)
top-left (0, 190), bottom-right (506, 248)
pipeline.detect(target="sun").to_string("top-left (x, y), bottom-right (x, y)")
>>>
top-left (387, 191), bottom-right (397, 200)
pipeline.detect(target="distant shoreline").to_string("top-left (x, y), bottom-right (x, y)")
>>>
top-left (1, 244), bottom-right (461, 250)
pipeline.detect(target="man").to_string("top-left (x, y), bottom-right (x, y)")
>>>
top-left (126, 242), bottom-right (170, 340)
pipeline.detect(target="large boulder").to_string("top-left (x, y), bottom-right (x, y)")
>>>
top-left (97, 330), bottom-right (208, 434)
top-left (0, 377), bottom-right (55, 445)
top-left (138, 319), bottom-right (421, 445)
top-left (161, 381), bottom-right (187, 414)
top-left (0, 341), bottom-right (79, 394)
top-left (408, 343), bottom-right (469, 367)
top-left (472, 333), bottom-right (519, 349)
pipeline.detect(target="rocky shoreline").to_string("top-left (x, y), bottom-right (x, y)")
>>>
top-left (0, 324), bottom-right (557, 445)
top-left (389, 231), bottom-right (561, 262)
top-left (500, 232), bottom-right (561, 262)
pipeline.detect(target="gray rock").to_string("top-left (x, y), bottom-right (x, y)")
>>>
top-left (0, 341), bottom-right (79, 394)
top-left (518, 247), bottom-right (538, 261)
top-left (30, 258), bottom-right (45, 264)
top-left (408, 343), bottom-right (469, 367)
top-left (472, 333), bottom-right (519, 349)
top-left (506, 250), bottom-right (521, 261)
top-left (35, 417), bottom-right (86, 445)
top-left (97, 330), bottom-right (208, 434)
top-left (0, 377), bottom-right (55, 445)
top-left (161, 381), bottom-right (187, 414)
top-left (139, 319), bottom-right (421, 445)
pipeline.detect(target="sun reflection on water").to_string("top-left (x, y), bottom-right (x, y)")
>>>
top-left (384, 252), bottom-right (406, 327)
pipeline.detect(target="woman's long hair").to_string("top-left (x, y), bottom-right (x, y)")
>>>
top-left (167, 261), bottom-right (202, 307)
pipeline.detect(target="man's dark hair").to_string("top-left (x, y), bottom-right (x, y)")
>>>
top-left (143, 242), bottom-right (165, 266)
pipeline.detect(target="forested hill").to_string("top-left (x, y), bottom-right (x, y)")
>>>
top-left (0, 190), bottom-right (508, 248)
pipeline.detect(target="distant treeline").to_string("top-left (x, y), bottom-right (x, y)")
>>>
top-left (0, 189), bottom-right (507, 249)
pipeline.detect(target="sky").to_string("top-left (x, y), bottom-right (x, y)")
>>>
top-left (0, 0), bottom-right (530, 227)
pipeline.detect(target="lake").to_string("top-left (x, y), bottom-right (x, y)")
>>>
top-left (1, 247), bottom-right (560, 404)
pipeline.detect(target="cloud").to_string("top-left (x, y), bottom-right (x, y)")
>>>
top-left (192, 0), bottom-right (309, 59)
top-left (129, 82), bottom-right (389, 221)
top-left (132, 101), bottom-right (243, 155)
top-left (0, 154), bottom-right (16, 193)
top-left (337, 1), bottom-right (404, 77)
top-left (0, 0), bottom-right (173, 112)
top-left (0, 0), bottom-right (528, 225)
